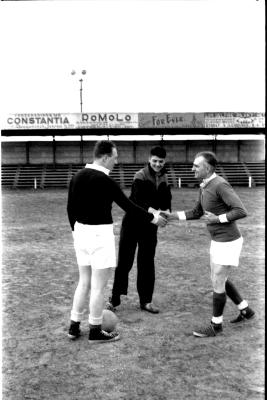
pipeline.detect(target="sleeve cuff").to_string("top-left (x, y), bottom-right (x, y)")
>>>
top-left (177, 211), bottom-right (186, 220)
top-left (149, 207), bottom-right (161, 218)
top-left (218, 213), bottom-right (228, 223)
top-left (151, 215), bottom-right (158, 224)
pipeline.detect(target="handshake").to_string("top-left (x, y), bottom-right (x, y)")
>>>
top-left (150, 208), bottom-right (179, 227)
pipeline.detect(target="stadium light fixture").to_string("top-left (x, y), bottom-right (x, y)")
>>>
top-left (71, 70), bottom-right (87, 113)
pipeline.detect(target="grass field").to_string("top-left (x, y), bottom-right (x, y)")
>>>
top-left (1, 187), bottom-right (265, 400)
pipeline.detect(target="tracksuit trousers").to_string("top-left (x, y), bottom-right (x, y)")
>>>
top-left (112, 217), bottom-right (158, 305)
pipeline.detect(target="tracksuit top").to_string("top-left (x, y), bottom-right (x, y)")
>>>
top-left (185, 175), bottom-right (247, 242)
top-left (124, 164), bottom-right (172, 225)
top-left (67, 165), bottom-right (154, 231)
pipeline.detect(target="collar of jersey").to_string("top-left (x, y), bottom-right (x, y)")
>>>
top-left (200, 172), bottom-right (217, 188)
top-left (85, 163), bottom-right (110, 176)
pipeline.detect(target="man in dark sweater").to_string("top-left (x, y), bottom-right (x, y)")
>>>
top-left (166, 151), bottom-right (254, 337)
top-left (107, 146), bottom-right (172, 314)
top-left (67, 141), bottom-right (167, 343)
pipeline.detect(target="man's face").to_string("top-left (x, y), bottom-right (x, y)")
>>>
top-left (192, 156), bottom-right (210, 180)
top-left (105, 147), bottom-right (118, 171)
top-left (149, 155), bottom-right (165, 173)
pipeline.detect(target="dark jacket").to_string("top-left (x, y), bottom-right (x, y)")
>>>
top-left (125, 164), bottom-right (172, 225)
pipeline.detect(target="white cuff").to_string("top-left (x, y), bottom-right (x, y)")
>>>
top-left (238, 300), bottom-right (248, 310)
top-left (218, 214), bottom-right (228, 223)
top-left (177, 211), bottom-right (186, 220)
top-left (71, 310), bottom-right (84, 322)
top-left (211, 316), bottom-right (223, 324)
top-left (151, 215), bottom-right (158, 225)
top-left (89, 314), bottom-right (103, 325)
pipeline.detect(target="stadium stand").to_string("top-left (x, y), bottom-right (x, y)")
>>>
top-left (245, 162), bottom-right (266, 185)
top-left (1, 162), bottom-right (265, 189)
top-left (218, 163), bottom-right (250, 186)
top-left (17, 165), bottom-right (44, 188)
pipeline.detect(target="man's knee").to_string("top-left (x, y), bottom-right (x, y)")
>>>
top-left (90, 287), bottom-right (104, 298)
top-left (212, 278), bottom-right (226, 293)
top-left (77, 280), bottom-right (90, 292)
top-left (91, 268), bottom-right (112, 291)
top-left (210, 263), bottom-right (231, 292)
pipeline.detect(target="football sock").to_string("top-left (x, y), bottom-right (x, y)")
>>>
top-left (225, 279), bottom-right (243, 305)
top-left (213, 291), bottom-right (226, 318)
top-left (70, 310), bottom-right (84, 322)
top-left (211, 316), bottom-right (223, 325)
top-left (237, 299), bottom-right (249, 311)
top-left (89, 314), bottom-right (103, 326)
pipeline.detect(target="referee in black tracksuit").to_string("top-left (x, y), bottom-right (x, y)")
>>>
top-left (107, 146), bottom-right (172, 313)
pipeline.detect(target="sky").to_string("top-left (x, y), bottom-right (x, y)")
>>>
top-left (0, 0), bottom-right (265, 118)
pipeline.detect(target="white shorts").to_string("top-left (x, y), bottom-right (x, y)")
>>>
top-left (210, 237), bottom-right (243, 267)
top-left (72, 222), bottom-right (116, 269)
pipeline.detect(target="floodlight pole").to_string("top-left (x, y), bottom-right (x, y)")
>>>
top-left (79, 79), bottom-right (84, 163)
top-left (71, 69), bottom-right (86, 163)
top-left (79, 79), bottom-right (83, 113)
top-left (213, 134), bottom-right (217, 154)
top-left (71, 69), bottom-right (86, 113)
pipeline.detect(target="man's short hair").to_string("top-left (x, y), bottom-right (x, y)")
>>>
top-left (196, 151), bottom-right (218, 168)
top-left (150, 146), bottom-right (167, 159)
top-left (93, 140), bottom-right (116, 159)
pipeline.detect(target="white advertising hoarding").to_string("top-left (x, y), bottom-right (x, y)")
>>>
top-left (3, 113), bottom-right (139, 130)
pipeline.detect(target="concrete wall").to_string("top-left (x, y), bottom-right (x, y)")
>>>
top-left (216, 142), bottom-right (239, 162)
top-left (1, 139), bottom-right (265, 165)
top-left (29, 143), bottom-right (54, 164)
top-left (1, 142), bottom-right (27, 164)
top-left (239, 140), bottom-right (265, 162)
top-left (54, 142), bottom-right (82, 164)
top-left (187, 141), bottom-right (214, 161)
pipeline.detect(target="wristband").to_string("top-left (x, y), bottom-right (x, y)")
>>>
top-left (177, 211), bottom-right (186, 220)
top-left (218, 214), bottom-right (228, 223)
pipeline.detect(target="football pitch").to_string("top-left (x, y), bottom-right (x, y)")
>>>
top-left (1, 187), bottom-right (265, 400)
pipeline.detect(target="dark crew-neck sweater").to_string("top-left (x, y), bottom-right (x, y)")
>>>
top-left (67, 167), bottom-right (154, 230)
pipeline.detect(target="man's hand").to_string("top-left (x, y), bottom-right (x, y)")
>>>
top-left (201, 211), bottom-right (219, 224)
top-left (155, 214), bottom-right (168, 227)
top-left (159, 210), bottom-right (170, 218)
top-left (160, 211), bottom-right (178, 222)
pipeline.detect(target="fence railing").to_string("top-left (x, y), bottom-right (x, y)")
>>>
top-left (1, 162), bottom-right (265, 189)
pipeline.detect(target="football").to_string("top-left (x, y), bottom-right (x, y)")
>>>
top-left (102, 309), bottom-right (118, 333)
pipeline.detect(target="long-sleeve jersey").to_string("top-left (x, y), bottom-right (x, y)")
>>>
top-left (67, 167), bottom-right (154, 231)
top-left (184, 175), bottom-right (247, 242)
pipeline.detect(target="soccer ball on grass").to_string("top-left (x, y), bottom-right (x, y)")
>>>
top-left (102, 309), bottom-right (118, 333)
